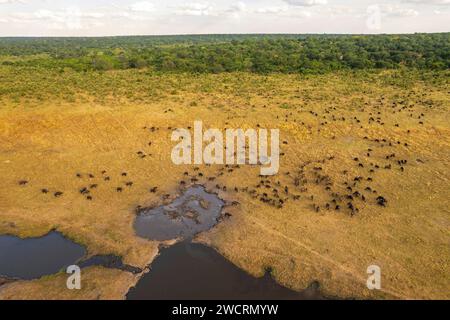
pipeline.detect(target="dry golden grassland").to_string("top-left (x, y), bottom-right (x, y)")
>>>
top-left (0, 68), bottom-right (448, 299)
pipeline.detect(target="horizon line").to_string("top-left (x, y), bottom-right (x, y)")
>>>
top-left (0, 31), bottom-right (449, 39)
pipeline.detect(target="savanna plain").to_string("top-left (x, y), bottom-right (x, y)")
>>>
top-left (0, 35), bottom-right (449, 300)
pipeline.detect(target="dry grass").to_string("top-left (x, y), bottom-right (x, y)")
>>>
top-left (0, 70), bottom-right (448, 299)
top-left (0, 266), bottom-right (137, 300)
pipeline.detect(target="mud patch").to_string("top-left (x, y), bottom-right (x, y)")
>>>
top-left (134, 186), bottom-right (224, 241)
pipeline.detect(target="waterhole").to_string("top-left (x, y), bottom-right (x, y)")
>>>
top-left (0, 231), bottom-right (85, 280)
top-left (0, 231), bottom-right (141, 281)
top-left (134, 186), bottom-right (224, 241)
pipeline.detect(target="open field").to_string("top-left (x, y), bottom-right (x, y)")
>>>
top-left (0, 67), bottom-right (449, 299)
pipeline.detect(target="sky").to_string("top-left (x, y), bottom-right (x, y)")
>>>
top-left (0, 0), bottom-right (449, 36)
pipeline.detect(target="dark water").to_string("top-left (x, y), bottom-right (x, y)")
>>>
top-left (0, 231), bottom-right (141, 281)
top-left (78, 255), bottom-right (142, 274)
top-left (127, 241), bottom-right (324, 300)
top-left (134, 186), bottom-right (224, 241)
top-left (0, 231), bottom-right (86, 280)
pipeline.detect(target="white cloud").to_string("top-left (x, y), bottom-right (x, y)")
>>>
top-left (286, 10), bottom-right (312, 18)
top-left (33, 8), bottom-right (83, 30)
top-left (83, 12), bottom-right (105, 19)
top-left (226, 2), bottom-right (310, 18)
top-left (255, 6), bottom-right (289, 14)
top-left (0, 0), bottom-right (26, 4)
top-left (381, 4), bottom-right (419, 17)
top-left (283, 0), bottom-right (327, 6)
top-left (175, 3), bottom-right (214, 16)
top-left (110, 11), bottom-right (149, 21)
top-left (227, 2), bottom-right (247, 13)
top-left (225, 2), bottom-right (248, 18)
top-left (322, 5), bottom-right (355, 16)
top-left (402, 0), bottom-right (450, 5)
top-left (9, 7), bottom-right (107, 30)
top-left (0, 0), bottom-right (448, 35)
top-left (31, 8), bottom-right (105, 20)
top-left (129, 1), bottom-right (155, 13)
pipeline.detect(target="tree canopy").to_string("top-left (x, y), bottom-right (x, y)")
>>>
top-left (0, 33), bottom-right (448, 73)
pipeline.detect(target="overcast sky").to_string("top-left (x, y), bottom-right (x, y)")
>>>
top-left (0, 0), bottom-right (448, 36)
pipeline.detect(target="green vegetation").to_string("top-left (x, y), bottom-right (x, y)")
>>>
top-left (0, 33), bottom-right (448, 73)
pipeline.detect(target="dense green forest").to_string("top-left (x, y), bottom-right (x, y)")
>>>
top-left (0, 33), bottom-right (448, 73)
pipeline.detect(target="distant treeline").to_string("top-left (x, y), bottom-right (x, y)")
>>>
top-left (0, 33), bottom-right (448, 73)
